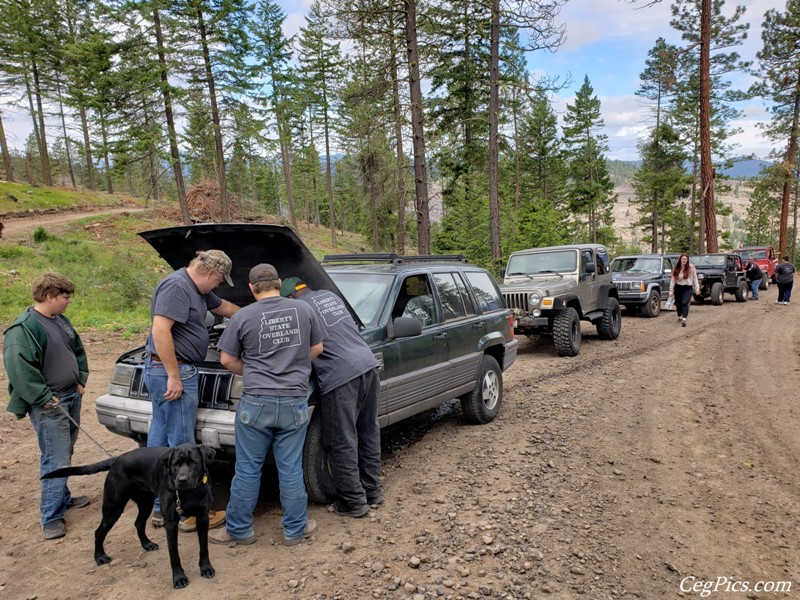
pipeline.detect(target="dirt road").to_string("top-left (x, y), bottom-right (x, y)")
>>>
top-left (1, 290), bottom-right (798, 600)
top-left (1, 207), bottom-right (145, 240)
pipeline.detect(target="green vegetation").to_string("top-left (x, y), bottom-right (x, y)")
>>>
top-left (0, 206), bottom-right (368, 336)
top-left (0, 181), bottom-right (141, 214)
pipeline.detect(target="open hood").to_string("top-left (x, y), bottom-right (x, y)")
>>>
top-left (139, 223), bottom-right (363, 328)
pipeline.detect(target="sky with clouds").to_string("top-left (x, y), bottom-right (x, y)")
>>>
top-left (0, 0), bottom-right (787, 163)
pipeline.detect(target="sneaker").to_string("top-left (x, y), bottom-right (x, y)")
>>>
top-left (784, 301), bottom-right (790, 305)
top-left (677, 317), bottom-right (683, 324)
top-left (66, 496), bottom-right (90, 509)
top-left (367, 492), bottom-right (385, 507)
top-left (179, 510), bottom-right (226, 532)
top-left (777, 300), bottom-right (783, 304)
top-left (42, 520), bottom-right (66, 540)
top-left (332, 500), bottom-right (370, 518)
top-left (209, 529), bottom-right (256, 546)
top-left (681, 319), bottom-right (687, 327)
top-left (284, 518), bottom-right (318, 546)
top-left (151, 508), bottom-right (164, 528)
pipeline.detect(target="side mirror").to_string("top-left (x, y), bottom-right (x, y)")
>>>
top-left (586, 262), bottom-right (596, 274)
top-left (389, 316), bottom-right (422, 339)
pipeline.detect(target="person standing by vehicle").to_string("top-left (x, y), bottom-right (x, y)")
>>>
top-left (145, 249), bottom-right (239, 529)
top-left (3, 273), bottom-right (90, 540)
top-left (775, 255), bottom-right (796, 305)
top-left (669, 253), bottom-right (700, 327)
top-left (744, 260), bottom-right (763, 300)
top-left (210, 264), bottom-right (324, 546)
top-left (281, 277), bottom-right (383, 518)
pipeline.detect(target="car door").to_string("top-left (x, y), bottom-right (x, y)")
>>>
top-left (661, 257), bottom-right (674, 292)
top-left (432, 271), bottom-right (483, 393)
top-left (380, 272), bottom-right (449, 424)
top-left (725, 255), bottom-right (738, 288)
top-left (580, 249), bottom-right (600, 309)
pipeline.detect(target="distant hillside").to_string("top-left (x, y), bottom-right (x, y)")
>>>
top-left (608, 157), bottom-right (773, 182)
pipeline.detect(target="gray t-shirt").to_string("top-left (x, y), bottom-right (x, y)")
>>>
top-left (31, 310), bottom-right (80, 395)
top-left (145, 268), bottom-right (222, 363)
top-left (297, 289), bottom-right (379, 395)
top-left (217, 296), bottom-right (324, 397)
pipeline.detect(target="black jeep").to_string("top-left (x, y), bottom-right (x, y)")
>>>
top-left (689, 253), bottom-right (748, 305)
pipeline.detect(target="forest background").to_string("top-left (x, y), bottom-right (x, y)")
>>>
top-left (1, 0), bottom-right (799, 271)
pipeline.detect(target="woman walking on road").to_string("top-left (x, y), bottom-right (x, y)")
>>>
top-left (669, 253), bottom-right (700, 327)
top-left (775, 255), bottom-right (796, 305)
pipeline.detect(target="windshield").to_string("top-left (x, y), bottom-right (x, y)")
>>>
top-left (326, 271), bottom-right (393, 326)
top-left (611, 257), bottom-right (661, 274)
top-left (690, 255), bottom-right (726, 267)
top-left (506, 250), bottom-right (577, 275)
top-left (738, 250), bottom-right (767, 260)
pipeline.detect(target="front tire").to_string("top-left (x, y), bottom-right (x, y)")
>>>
top-left (760, 274), bottom-right (769, 290)
top-left (302, 410), bottom-right (337, 504)
top-left (596, 297), bottom-right (622, 339)
top-left (460, 355), bottom-right (503, 424)
top-left (735, 281), bottom-right (748, 302)
top-left (553, 307), bottom-right (581, 357)
top-left (711, 282), bottom-right (724, 305)
top-left (641, 291), bottom-right (661, 318)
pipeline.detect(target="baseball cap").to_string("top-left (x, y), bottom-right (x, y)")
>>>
top-left (197, 250), bottom-right (233, 286)
top-left (280, 277), bottom-right (307, 297)
top-left (249, 263), bottom-right (280, 285)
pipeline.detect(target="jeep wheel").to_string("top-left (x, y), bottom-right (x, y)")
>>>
top-left (553, 307), bottom-right (581, 356)
top-left (641, 291), bottom-right (660, 318)
top-left (735, 281), bottom-right (748, 302)
top-left (302, 410), bottom-right (337, 504)
top-left (760, 274), bottom-right (769, 291)
top-left (596, 297), bottom-right (622, 339)
top-left (711, 282), bottom-right (724, 305)
top-left (460, 355), bottom-right (503, 424)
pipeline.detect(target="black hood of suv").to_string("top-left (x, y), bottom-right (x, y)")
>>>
top-left (139, 223), bottom-right (362, 327)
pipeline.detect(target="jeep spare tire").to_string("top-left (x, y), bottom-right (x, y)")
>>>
top-left (460, 355), bottom-right (503, 424)
top-left (553, 307), bottom-right (581, 357)
top-left (760, 274), bottom-right (769, 291)
top-left (597, 297), bottom-right (622, 339)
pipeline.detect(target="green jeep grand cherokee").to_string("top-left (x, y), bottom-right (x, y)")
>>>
top-left (95, 224), bottom-right (518, 503)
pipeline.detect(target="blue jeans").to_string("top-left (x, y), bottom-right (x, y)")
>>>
top-left (144, 358), bottom-right (199, 512)
top-left (750, 279), bottom-right (759, 299)
top-left (225, 393), bottom-right (310, 541)
top-left (29, 391), bottom-right (82, 525)
top-left (144, 357), bottom-right (199, 449)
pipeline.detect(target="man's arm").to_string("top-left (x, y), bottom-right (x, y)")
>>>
top-left (310, 341), bottom-right (323, 361)
top-left (151, 315), bottom-right (183, 401)
top-left (211, 299), bottom-right (239, 318)
top-left (220, 350), bottom-right (244, 375)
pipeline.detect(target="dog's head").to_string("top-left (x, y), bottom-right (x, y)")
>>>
top-left (165, 444), bottom-right (216, 491)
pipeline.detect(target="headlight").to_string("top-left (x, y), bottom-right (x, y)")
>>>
top-left (698, 274), bottom-right (705, 280)
top-left (528, 291), bottom-right (542, 307)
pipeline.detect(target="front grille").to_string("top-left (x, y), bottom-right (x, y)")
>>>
top-left (615, 281), bottom-right (642, 291)
top-left (130, 368), bottom-right (234, 410)
top-left (503, 292), bottom-right (529, 312)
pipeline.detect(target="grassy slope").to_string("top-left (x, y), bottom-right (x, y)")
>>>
top-left (0, 181), bottom-right (142, 214)
top-left (0, 185), bottom-right (369, 336)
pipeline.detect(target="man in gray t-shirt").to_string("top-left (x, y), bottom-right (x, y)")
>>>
top-left (210, 263), bottom-right (323, 547)
top-left (281, 277), bottom-right (383, 518)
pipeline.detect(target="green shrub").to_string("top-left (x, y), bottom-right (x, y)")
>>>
top-left (33, 227), bottom-right (51, 243)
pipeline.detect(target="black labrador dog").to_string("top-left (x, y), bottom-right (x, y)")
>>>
top-left (43, 443), bottom-right (216, 589)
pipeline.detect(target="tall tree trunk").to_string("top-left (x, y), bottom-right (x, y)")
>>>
top-left (55, 78), bottom-right (77, 189)
top-left (30, 56), bottom-right (53, 186)
top-left (699, 0), bottom-right (717, 252)
top-left (154, 9), bottom-right (190, 224)
top-left (99, 112), bottom-right (113, 194)
top-left (277, 119), bottom-right (297, 228)
top-left (323, 90), bottom-right (337, 246)
top-left (487, 0), bottom-right (501, 260)
top-left (0, 112), bottom-right (13, 181)
top-left (512, 87), bottom-right (520, 213)
top-left (778, 92), bottom-right (800, 259)
top-left (196, 6), bottom-right (229, 222)
top-left (78, 105), bottom-right (97, 190)
top-left (389, 5), bottom-right (406, 254)
top-left (405, 0), bottom-right (430, 254)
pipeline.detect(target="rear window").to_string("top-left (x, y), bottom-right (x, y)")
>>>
top-left (464, 271), bottom-right (504, 313)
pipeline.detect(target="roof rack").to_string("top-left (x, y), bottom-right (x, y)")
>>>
top-left (322, 253), bottom-right (470, 265)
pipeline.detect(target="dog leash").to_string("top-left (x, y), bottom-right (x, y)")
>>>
top-left (54, 402), bottom-right (115, 458)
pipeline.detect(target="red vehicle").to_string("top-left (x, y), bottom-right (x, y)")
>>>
top-left (737, 246), bottom-right (777, 288)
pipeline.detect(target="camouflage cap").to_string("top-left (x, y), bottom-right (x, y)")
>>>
top-left (196, 250), bottom-right (233, 286)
